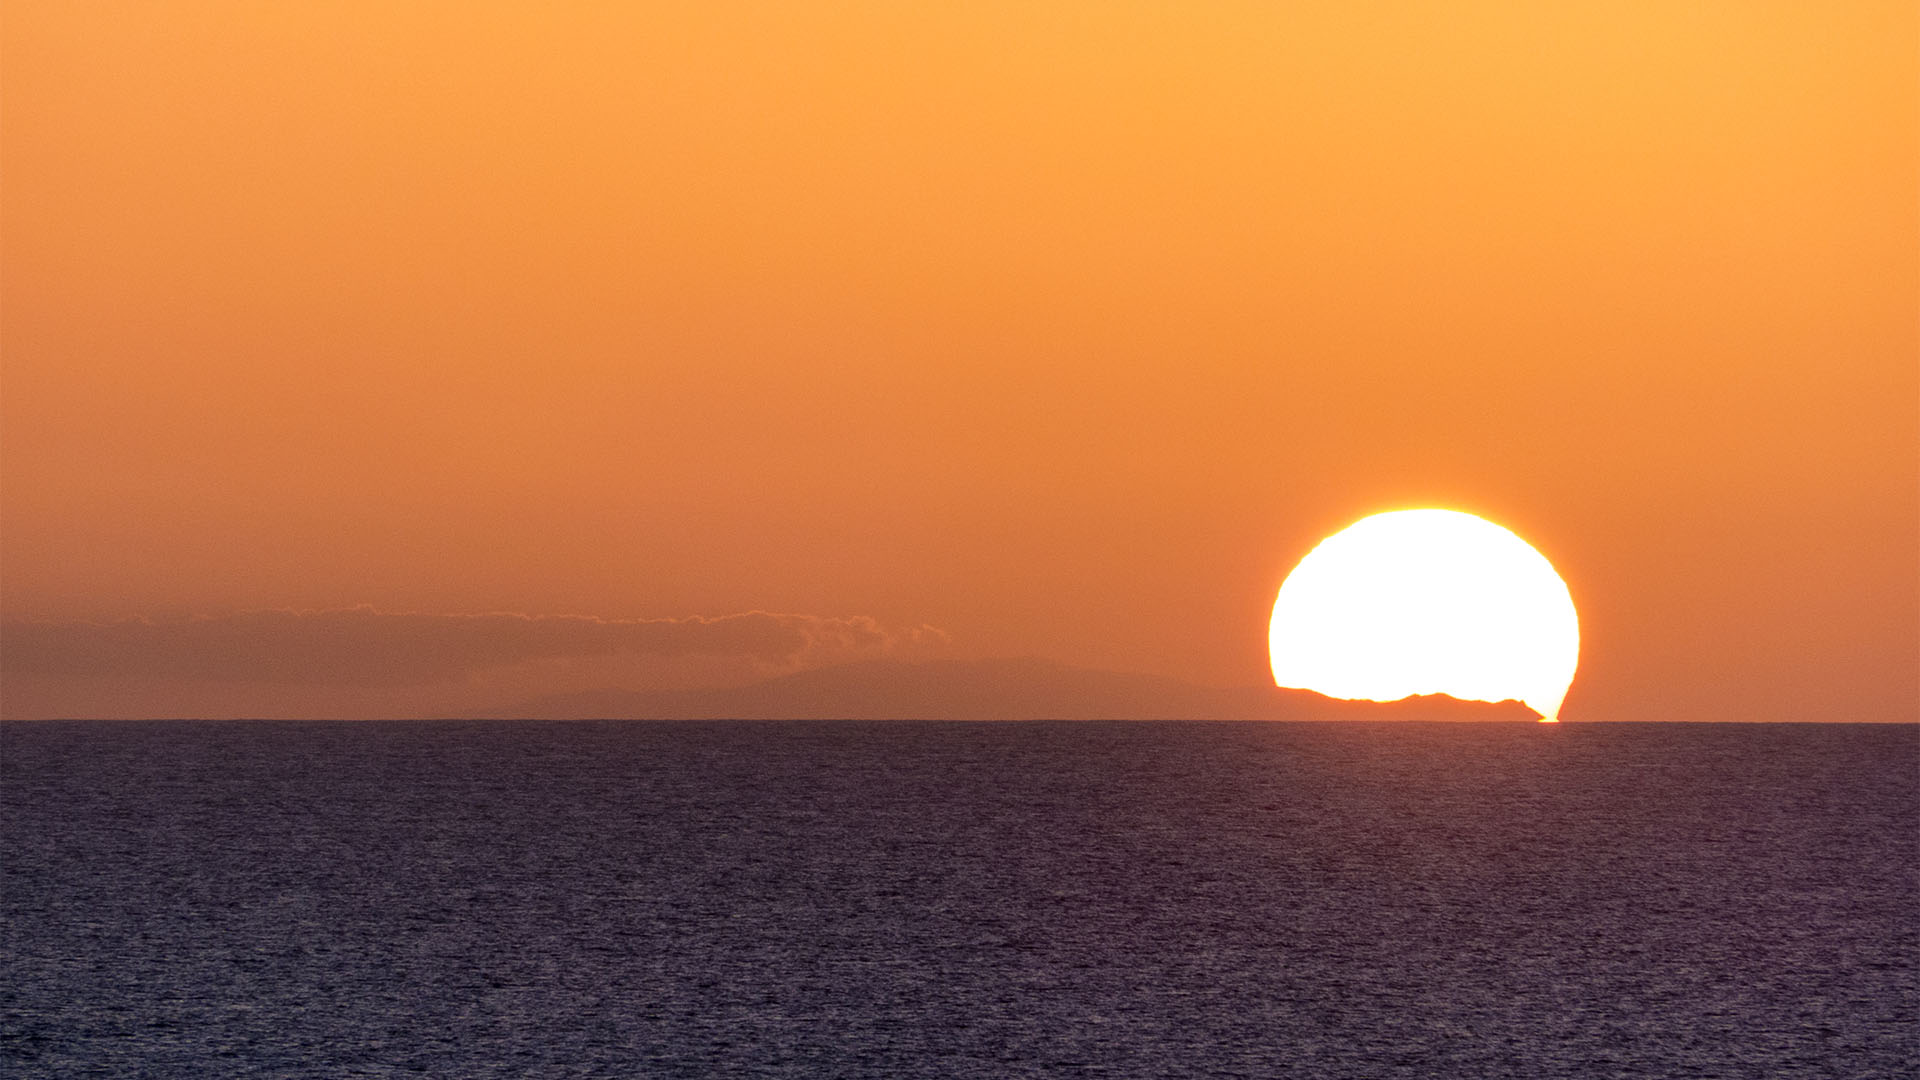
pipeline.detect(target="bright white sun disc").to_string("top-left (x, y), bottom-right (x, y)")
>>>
top-left (1268, 509), bottom-right (1579, 719)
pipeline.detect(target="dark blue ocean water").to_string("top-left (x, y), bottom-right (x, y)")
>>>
top-left (3, 720), bottom-right (1914, 1078)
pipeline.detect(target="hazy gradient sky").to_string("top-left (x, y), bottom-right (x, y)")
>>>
top-left (3, 2), bottom-right (1914, 719)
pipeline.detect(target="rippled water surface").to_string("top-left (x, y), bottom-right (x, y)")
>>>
top-left (4, 720), bottom-right (1915, 1078)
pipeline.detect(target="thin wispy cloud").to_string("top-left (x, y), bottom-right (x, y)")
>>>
top-left (0, 608), bottom-right (949, 687)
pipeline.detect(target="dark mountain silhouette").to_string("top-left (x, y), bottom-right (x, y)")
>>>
top-left (475, 657), bottom-right (1543, 721)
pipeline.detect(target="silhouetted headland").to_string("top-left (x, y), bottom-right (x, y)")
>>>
top-left (476, 656), bottom-right (1541, 722)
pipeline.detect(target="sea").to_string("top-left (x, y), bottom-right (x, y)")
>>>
top-left (3, 719), bottom-right (1914, 1078)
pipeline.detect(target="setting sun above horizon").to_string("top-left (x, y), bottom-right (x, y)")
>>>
top-left (1269, 510), bottom-right (1580, 720)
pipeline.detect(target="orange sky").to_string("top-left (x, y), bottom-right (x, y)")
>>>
top-left (3, 2), bottom-right (1914, 720)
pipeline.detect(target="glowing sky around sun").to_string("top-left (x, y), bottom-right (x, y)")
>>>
top-left (0, 2), bottom-right (1912, 720)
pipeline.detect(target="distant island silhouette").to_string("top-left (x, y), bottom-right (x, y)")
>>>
top-left (475, 656), bottom-right (1542, 722)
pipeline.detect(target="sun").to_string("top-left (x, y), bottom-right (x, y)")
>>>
top-left (1269, 509), bottom-right (1579, 720)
